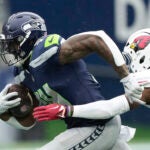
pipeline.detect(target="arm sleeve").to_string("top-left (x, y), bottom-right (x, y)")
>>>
top-left (72, 95), bottom-right (130, 119)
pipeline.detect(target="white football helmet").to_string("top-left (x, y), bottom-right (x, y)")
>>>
top-left (123, 28), bottom-right (150, 73)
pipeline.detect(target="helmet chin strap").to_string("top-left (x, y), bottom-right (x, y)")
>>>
top-left (14, 51), bottom-right (32, 67)
top-left (20, 30), bottom-right (31, 47)
top-left (15, 28), bottom-right (32, 67)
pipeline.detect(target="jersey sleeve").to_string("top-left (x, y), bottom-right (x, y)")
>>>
top-left (29, 34), bottom-right (65, 68)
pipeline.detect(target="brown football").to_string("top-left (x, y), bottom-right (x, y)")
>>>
top-left (7, 84), bottom-right (38, 118)
top-left (141, 88), bottom-right (150, 105)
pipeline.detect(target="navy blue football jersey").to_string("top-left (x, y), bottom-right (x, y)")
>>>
top-left (14, 34), bottom-right (111, 128)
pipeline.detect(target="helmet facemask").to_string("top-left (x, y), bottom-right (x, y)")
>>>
top-left (129, 44), bottom-right (150, 72)
top-left (123, 29), bottom-right (150, 73)
top-left (0, 35), bottom-right (27, 66)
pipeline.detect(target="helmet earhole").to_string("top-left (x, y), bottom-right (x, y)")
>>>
top-left (139, 56), bottom-right (145, 64)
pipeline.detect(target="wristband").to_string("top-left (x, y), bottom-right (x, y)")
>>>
top-left (66, 105), bottom-right (74, 117)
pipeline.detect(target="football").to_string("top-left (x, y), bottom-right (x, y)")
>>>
top-left (141, 88), bottom-right (150, 105)
top-left (7, 84), bottom-right (38, 118)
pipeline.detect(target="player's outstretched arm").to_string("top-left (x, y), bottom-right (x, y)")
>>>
top-left (33, 90), bottom-right (150, 122)
top-left (33, 70), bottom-right (150, 122)
top-left (71, 95), bottom-right (138, 119)
top-left (59, 31), bottom-right (127, 78)
top-left (33, 73), bottom-right (150, 122)
top-left (33, 95), bottom-right (136, 121)
top-left (59, 30), bottom-right (144, 104)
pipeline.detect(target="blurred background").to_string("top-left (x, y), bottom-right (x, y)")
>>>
top-left (0, 0), bottom-right (149, 149)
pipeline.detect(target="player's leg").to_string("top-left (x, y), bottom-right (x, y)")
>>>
top-left (38, 115), bottom-right (121, 150)
top-left (111, 125), bottom-right (136, 150)
top-left (111, 139), bottom-right (132, 150)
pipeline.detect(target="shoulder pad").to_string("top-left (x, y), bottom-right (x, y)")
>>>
top-left (29, 34), bottom-right (63, 68)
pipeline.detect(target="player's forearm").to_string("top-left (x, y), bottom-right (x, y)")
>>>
top-left (88, 30), bottom-right (129, 78)
top-left (60, 30), bottom-right (128, 78)
top-left (33, 95), bottom-right (130, 121)
top-left (72, 95), bottom-right (130, 119)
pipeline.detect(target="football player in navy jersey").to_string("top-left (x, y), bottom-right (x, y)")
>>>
top-left (0, 12), bottom-right (144, 150)
top-left (33, 28), bottom-right (150, 150)
top-left (33, 28), bottom-right (150, 119)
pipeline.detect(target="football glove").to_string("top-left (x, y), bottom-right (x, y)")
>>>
top-left (0, 84), bottom-right (21, 114)
top-left (33, 103), bottom-right (73, 122)
top-left (120, 73), bottom-right (144, 105)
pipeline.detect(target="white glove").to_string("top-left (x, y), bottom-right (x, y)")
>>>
top-left (0, 84), bottom-right (21, 114)
top-left (132, 70), bottom-right (150, 87)
top-left (120, 73), bottom-right (144, 105)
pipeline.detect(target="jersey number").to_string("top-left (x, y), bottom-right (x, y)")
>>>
top-left (35, 83), bottom-right (71, 105)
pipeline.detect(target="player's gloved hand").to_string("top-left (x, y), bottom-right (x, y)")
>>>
top-left (33, 103), bottom-right (73, 122)
top-left (120, 73), bottom-right (144, 105)
top-left (0, 84), bottom-right (21, 114)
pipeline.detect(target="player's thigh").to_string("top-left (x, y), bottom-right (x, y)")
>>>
top-left (94, 115), bottom-right (121, 150)
top-left (111, 125), bottom-right (134, 150)
top-left (39, 116), bottom-right (121, 150)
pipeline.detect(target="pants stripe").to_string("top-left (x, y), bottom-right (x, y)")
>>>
top-left (69, 125), bottom-right (105, 150)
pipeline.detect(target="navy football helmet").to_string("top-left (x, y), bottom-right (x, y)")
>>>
top-left (0, 12), bottom-right (47, 66)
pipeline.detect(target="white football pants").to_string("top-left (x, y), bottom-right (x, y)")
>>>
top-left (38, 116), bottom-right (133, 150)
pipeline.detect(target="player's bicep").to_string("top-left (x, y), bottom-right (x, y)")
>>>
top-left (59, 34), bottom-right (97, 64)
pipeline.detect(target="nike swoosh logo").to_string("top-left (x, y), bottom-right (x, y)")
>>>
top-left (48, 36), bottom-right (54, 43)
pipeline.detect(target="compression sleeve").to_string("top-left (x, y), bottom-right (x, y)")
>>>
top-left (72, 30), bottom-right (125, 66)
top-left (72, 95), bottom-right (130, 119)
